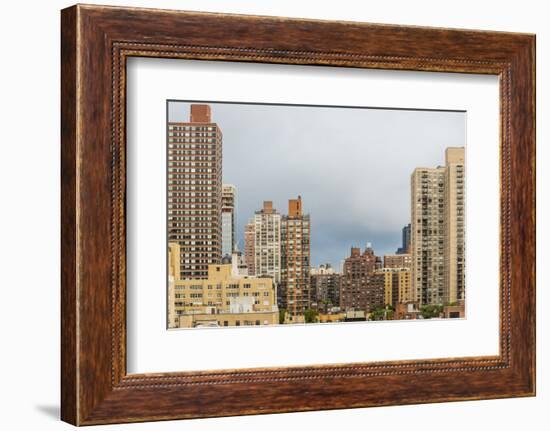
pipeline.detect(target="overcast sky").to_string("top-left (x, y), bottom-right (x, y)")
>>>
top-left (169, 101), bottom-right (465, 269)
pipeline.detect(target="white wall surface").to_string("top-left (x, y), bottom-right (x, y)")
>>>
top-left (0, 0), bottom-right (546, 430)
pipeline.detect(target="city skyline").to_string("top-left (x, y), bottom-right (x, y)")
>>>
top-left (166, 103), bottom-right (466, 328)
top-left (168, 101), bottom-right (465, 268)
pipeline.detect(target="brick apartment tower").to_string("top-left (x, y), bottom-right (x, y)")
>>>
top-left (280, 196), bottom-right (311, 319)
top-left (167, 104), bottom-right (222, 279)
top-left (340, 246), bottom-right (385, 313)
top-left (310, 264), bottom-right (341, 313)
top-left (411, 147), bottom-right (465, 305)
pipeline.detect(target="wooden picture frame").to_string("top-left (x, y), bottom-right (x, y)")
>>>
top-left (61, 4), bottom-right (535, 425)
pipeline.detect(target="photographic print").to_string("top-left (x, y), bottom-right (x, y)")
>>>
top-left (167, 101), bottom-right (466, 329)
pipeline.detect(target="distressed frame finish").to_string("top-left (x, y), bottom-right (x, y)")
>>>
top-left (61, 4), bottom-right (535, 426)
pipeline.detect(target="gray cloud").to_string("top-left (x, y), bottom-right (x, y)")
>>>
top-left (169, 101), bottom-right (465, 268)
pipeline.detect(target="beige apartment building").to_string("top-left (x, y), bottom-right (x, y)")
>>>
top-left (221, 184), bottom-right (237, 259)
top-left (411, 147), bottom-right (465, 305)
top-left (168, 242), bottom-right (180, 328)
top-left (245, 201), bottom-right (282, 282)
top-left (167, 104), bottom-right (222, 280)
top-left (376, 267), bottom-right (413, 308)
top-left (444, 148), bottom-right (466, 305)
top-left (168, 243), bottom-right (278, 328)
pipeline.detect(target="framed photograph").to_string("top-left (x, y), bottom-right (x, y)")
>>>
top-left (61, 4), bottom-right (536, 425)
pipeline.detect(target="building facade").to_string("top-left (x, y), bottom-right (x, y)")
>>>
top-left (167, 242), bottom-right (179, 328)
top-left (310, 264), bottom-right (341, 313)
top-left (411, 147), bottom-right (465, 305)
top-left (167, 104), bottom-right (222, 280)
top-left (444, 148), bottom-right (466, 305)
top-left (377, 267), bottom-right (413, 308)
top-left (411, 163), bottom-right (446, 304)
top-left (168, 243), bottom-right (279, 328)
top-left (230, 251), bottom-right (249, 277)
top-left (395, 302), bottom-right (421, 320)
top-left (383, 253), bottom-right (412, 269)
top-left (280, 196), bottom-right (311, 319)
top-left (244, 222), bottom-right (256, 276)
top-left (442, 300), bottom-right (466, 318)
top-left (339, 246), bottom-right (384, 313)
top-left (221, 184), bottom-right (237, 259)
top-left (245, 201), bottom-right (282, 282)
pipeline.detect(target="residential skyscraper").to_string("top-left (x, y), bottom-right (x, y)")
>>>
top-left (248, 201), bottom-right (282, 282)
top-left (411, 163), bottom-right (445, 304)
top-left (444, 148), bottom-right (466, 304)
top-left (221, 184), bottom-right (237, 259)
top-left (280, 196), bottom-right (311, 319)
top-left (310, 264), bottom-right (341, 313)
top-left (339, 246), bottom-right (384, 313)
top-left (167, 104), bottom-right (222, 280)
top-left (411, 147), bottom-right (465, 305)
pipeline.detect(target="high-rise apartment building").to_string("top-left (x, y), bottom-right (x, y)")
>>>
top-left (168, 104), bottom-right (222, 280)
top-left (444, 148), bottom-right (466, 304)
top-left (340, 246), bottom-right (384, 313)
top-left (411, 147), bottom-right (465, 305)
top-left (280, 196), bottom-right (311, 318)
top-left (247, 201), bottom-right (281, 282)
top-left (221, 184), bottom-right (237, 259)
top-left (310, 264), bottom-right (341, 313)
top-left (411, 163), bottom-right (446, 304)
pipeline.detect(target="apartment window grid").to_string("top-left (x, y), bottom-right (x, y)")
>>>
top-left (168, 113), bottom-right (223, 280)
